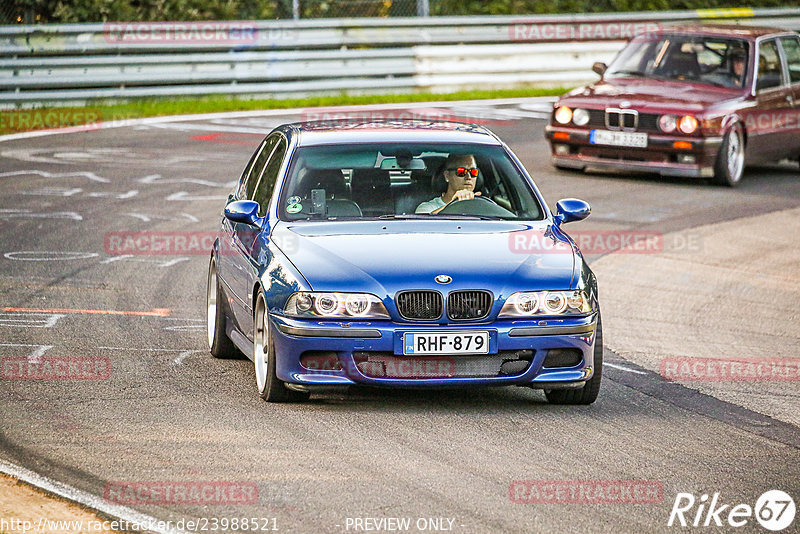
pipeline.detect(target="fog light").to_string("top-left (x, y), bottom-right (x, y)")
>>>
top-left (677, 154), bottom-right (696, 164)
top-left (300, 351), bottom-right (342, 371)
top-left (554, 144), bottom-right (570, 155)
top-left (542, 348), bottom-right (583, 368)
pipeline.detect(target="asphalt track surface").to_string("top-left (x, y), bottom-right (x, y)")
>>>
top-left (0, 100), bottom-right (799, 533)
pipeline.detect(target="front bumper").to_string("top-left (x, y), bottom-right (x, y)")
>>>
top-left (270, 314), bottom-right (598, 389)
top-left (545, 125), bottom-right (722, 178)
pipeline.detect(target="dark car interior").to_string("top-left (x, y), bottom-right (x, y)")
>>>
top-left (281, 148), bottom-right (534, 220)
top-left (613, 36), bottom-right (752, 89)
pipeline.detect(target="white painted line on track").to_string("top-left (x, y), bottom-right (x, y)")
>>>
top-left (0, 209), bottom-right (83, 221)
top-left (98, 346), bottom-right (197, 351)
top-left (0, 458), bottom-right (184, 534)
top-left (0, 313), bottom-right (65, 328)
top-left (0, 169), bottom-right (111, 183)
top-left (605, 362), bottom-right (648, 375)
top-left (170, 350), bottom-right (202, 366)
top-left (0, 96), bottom-right (559, 143)
top-left (0, 343), bottom-right (54, 358)
top-left (165, 191), bottom-right (227, 202)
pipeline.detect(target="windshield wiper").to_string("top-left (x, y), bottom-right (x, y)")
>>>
top-left (378, 214), bottom-right (503, 221)
top-left (698, 79), bottom-right (730, 88)
top-left (376, 214), bottom-right (431, 219)
top-left (434, 214), bottom-right (504, 221)
top-left (608, 70), bottom-right (647, 77)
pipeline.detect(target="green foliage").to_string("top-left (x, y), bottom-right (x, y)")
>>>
top-left (10, 0), bottom-right (280, 23)
top-left (431, 0), bottom-right (791, 16)
top-left (5, 0), bottom-right (795, 23)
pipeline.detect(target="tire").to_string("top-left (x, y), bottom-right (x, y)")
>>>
top-left (207, 258), bottom-right (239, 359)
top-left (253, 295), bottom-right (309, 403)
top-left (713, 124), bottom-right (745, 187)
top-left (545, 315), bottom-right (603, 405)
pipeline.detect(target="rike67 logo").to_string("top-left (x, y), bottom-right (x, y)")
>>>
top-left (668, 490), bottom-right (795, 531)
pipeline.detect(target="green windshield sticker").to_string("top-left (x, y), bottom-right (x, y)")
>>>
top-left (286, 203), bottom-right (302, 214)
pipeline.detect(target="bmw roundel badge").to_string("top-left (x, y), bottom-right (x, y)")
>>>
top-left (435, 274), bottom-right (452, 284)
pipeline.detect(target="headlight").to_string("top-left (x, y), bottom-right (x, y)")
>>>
top-left (658, 114), bottom-right (677, 133)
top-left (572, 108), bottom-right (590, 126)
top-left (554, 106), bottom-right (573, 125)
top-left (499, 290), bottom-right (592, 317)
top-left (678, 115), bottom-right (698, 134)
top-left (285, 292), bottom-right (390, 319)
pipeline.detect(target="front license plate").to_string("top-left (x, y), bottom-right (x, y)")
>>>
top-left (403, 332), bottom-right (489, 355)
top-left (590, 129), bottom-right (648, 148)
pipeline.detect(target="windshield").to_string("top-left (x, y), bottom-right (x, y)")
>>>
top-left (278, 143), bottom-right (544, 221)
top-left (606, 34), bottom-right (750, 88)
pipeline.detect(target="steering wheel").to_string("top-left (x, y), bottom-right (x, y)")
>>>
top-left (459, 194), bottom-right (495, 204)
top-left (438, 196), bottom-right (515, 217)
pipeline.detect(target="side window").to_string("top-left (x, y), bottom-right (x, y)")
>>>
top-left (253, 137), bottom-right (288, 217)
top-left (780, 37), bottom-right (800, 84)
top-left (241, 135), bottom-right (279, 200)
top-left (235, 145), bottom-right (261, 199)
top-left (756, 40), bottom-right (784, 92)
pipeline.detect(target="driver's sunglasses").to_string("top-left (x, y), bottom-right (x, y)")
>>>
top-left (448, 167), bottom-right (479, 178)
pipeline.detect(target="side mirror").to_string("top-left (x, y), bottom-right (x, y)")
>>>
top-left (592, 62), bottom-right (607, 77)
top-left (554, 198), bottom-right (591, 226)
top-left (224, 200), bottom-right (264, 227)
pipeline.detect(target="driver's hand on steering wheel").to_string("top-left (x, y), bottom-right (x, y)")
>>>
top-left (452, 190), bottom-right (481, 202)
top-left (432, 190), bottom-right (481, 214)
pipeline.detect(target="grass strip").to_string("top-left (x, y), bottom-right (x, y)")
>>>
top-left (0, 87), bottom-right (567, 135)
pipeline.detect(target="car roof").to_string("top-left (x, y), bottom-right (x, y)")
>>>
top-left (284, 119), bottom-right (503, 147)
top-left (653, 23), bottom-right (796, 40)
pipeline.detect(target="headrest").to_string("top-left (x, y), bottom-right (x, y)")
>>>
top-left (298, 168), bottom-right (347, 198)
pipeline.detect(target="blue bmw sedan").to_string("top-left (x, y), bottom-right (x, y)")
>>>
top-left (208, 119), bottom-right (601, 404)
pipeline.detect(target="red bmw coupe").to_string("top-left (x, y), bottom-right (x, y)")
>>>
top-left (546, 25), bottom-right (800, 186)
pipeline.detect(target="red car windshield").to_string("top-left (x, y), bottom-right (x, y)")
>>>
top-left (606, 35), bottom-right (750, 89)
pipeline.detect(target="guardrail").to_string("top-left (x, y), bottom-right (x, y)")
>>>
top-left (1, 8), bottom-right (799, 106)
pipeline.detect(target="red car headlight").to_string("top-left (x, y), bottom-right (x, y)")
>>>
top-left (678, 115), bottom-right (699, 134)
top-left (554, 106), bottom-right (573, 125)
top-left (658, 114), bottom-right (677, 133)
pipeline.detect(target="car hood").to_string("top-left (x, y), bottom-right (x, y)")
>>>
top-left (271, 220), bottom-right (577, 298)
top-left (559, 78), bottom-right (742, 113)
